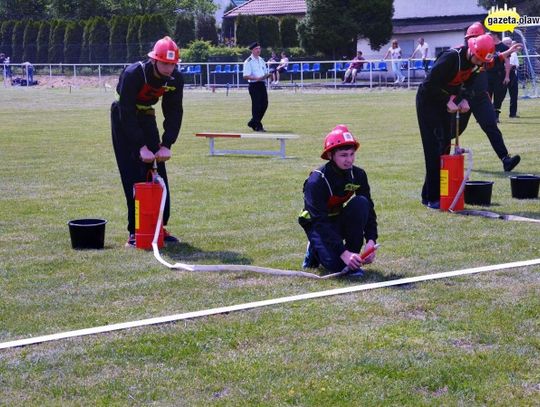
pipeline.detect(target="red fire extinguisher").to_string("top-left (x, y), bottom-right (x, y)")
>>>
top-left (440, 112), bottom-right (464, 212)
top-left (134, 167), bottom-right (164, 249)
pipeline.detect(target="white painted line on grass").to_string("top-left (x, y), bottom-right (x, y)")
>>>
top-left (1, 258), bottom-right (539, 350)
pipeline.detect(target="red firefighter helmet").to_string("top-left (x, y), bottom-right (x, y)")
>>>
top-left (333, 124), bottom-right (350, 133)
top-left (465, 22), bottom-right (485, 39)
top-left (321, 128), bottom-right (360, 160)
top-left (148, 36), bottom-right (180, 63)
top-left (467, 34), bottom-right (495, 63)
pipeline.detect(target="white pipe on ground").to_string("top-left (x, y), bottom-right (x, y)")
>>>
top-left (1, 258), bottom-right (538, 350)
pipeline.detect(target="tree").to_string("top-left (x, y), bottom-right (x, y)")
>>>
top-left (174, 13), bottom-right (195, 48)
top-left (1, 20), bottom-right (16, 57)
top-left (88, 16), bottom-right (109, 63)
top-left (175, 0), bottom-right (218, 18)
top-left (126, 15), bottom-right (143, 62)
top-left (48, 0), bottom-right (111, 19)
top-left (298, 0), bottom-right (393, 58)
top-left (64, 21), bottom-right (83, 63)
top-left (350, 0), bottom-right (393, 51)
top-left (195, 15), bottom-right (218, 45)
top-left (221, 2), bottom-right (236, 41)
top-left (0, 0), bottom-right (47, 20)
top-left (235, 14), bottom-right (258, 47)
top-left (109, 15), bottom-right (130, 63)
top-left (11, 20), bottom-right (25, 62)
top-left (257, 16), bottom-right (280, 48)
top-left (111, 0), bottom-right (178, 15)
top-left (139, 14), bottom-right (169, 58)
top-left (23, 20), bottom-right (40, 62)
top-left (36, 20), bottom-right (50, 62)
top-left (48, 20), bottom-right (66, 62)
top-left (185, 39), bottom-right (211, 62)
top-left (280, 16), bottom-right (299, 48)
top-left (79, 19), bottom-right (92, 63)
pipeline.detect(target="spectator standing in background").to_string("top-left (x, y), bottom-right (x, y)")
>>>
top-left (384, 40), bottom-right (405, 84)
top-left (411, 37), bottom-right (430, 74)
top-left (243, 42), bottom-right (272, 132)
top-left (502, 37), bottom-right (520, 118)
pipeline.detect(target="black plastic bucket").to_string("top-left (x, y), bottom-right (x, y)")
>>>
top-left (68, 218), bottom-right (107, 249)
top-left (510, 175), bottom-right (540, 199)
top-left (464, 181), bottom-right (494, 206)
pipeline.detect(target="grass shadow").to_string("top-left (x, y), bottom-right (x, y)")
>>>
top-left (161, 241), bottom-right (252, 265)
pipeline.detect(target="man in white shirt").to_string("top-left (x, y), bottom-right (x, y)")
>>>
top-left (503, 37), bottom-right (520, 118)
top-left (411, 37), bottom-right (430, 74)
top-left (243, 42), bottom-right (272, 132)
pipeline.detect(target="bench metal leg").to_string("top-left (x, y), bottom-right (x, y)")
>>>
top-left (279, 139), bottom-right (286, 159)
top-left (209, 138), bottom-right (215, 156)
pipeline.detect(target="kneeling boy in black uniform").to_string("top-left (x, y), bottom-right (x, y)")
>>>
top-left (299, 126), bottom-right (378, 276)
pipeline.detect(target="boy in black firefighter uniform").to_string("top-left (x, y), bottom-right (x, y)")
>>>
top-left (455, 23), bottom-right (521, 172)
top-left (416, 34), bottom-right (495, 209)
top-left (111, 36), bottom-right (183, 247)
top-left (299, 126), bottom-right (378, 275)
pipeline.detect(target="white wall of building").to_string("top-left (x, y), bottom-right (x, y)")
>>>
top-left (358, 31), bottom-right (467, 60)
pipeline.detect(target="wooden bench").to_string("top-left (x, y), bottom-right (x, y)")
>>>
top-left (195, 132), bottom-right (299, 159)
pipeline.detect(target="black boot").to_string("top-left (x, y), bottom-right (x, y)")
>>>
top-left (502, 154), bottom-right (521, 172)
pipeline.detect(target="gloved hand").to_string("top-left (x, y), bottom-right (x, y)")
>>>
top-left (457, 99), bottom-right (470, 113)
top-left (446, 96), bottom-right (459, 113)
top-left (340, 250), bottom-right (363, 270)
top-left (139, 145), bottom-right (155, 163)
top-left (361, 240), bottom-right (377, 264)
top-left (155, 145), bottom-right (171, 162)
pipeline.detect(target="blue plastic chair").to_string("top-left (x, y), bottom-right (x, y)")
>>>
top-left (412, 60), bottom-right (423, 70)
top-left (302, 63), bottom-right (311, 73)
top-left (311, 63), bottom-right (321, 79)
top-left (211, 65), bottom-right (222, 74)
top-left (288, 64), bottom-right (300, 82)
top-left (327, 62), bottom-right (343, 80)
top-left (328, 62), bottom-right (343, 73)
top-left (223, 64), bottom-right (231, 73)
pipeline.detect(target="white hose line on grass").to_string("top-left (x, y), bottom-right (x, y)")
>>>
top-left (1, 258), bottom-right (539, 350)
top-left (151, 175), bottom-right (348, 279)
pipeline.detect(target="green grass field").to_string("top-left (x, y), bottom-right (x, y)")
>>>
top-left (0, 85), bottom-right (539, 406)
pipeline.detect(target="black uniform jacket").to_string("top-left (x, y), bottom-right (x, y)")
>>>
top-left (115, 60), bottom-right (184, 151)
top-left (301, 162), bottom-right (378, 254)
top-left (418, 46), bottom-right (480, 104)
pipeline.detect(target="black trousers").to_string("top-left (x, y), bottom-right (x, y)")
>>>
top-left (487, 71), bottom-right (508, 117)
top-left (248, 81), bottom-right (268, 130)
top-left (304, 196), bottom-right (370, 273)
top-left (455, 94), bottom-right (509, 160)
top-left (111, 102), bottom-right (171, 234)
top-left (508, 69), bottom-right (518, 117)
top-left (416, 89), bottom-right (452, 203)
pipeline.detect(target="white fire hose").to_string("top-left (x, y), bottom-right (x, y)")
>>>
top-left (448, 146), bottom-right (473, 213)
